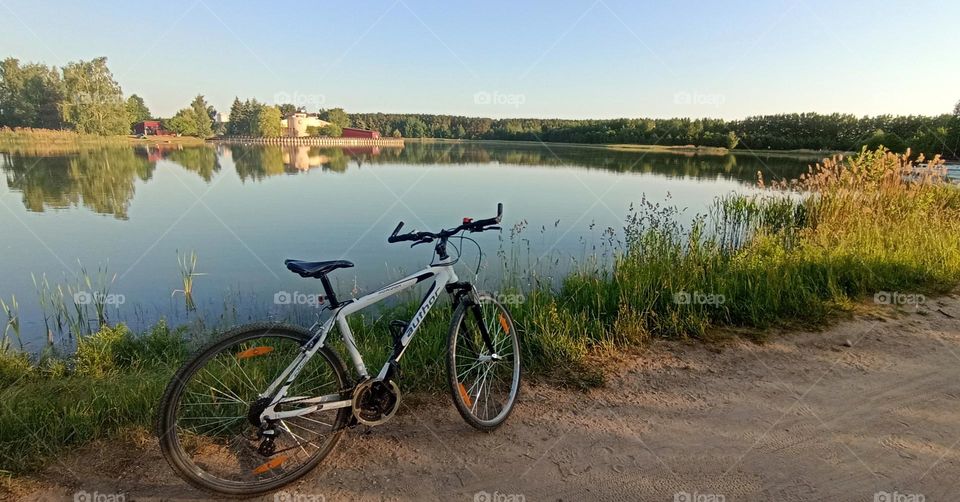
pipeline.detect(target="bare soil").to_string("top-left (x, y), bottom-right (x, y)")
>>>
top-left (17, 294), bottom-right (960, 501)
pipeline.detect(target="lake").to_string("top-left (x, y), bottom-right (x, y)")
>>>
top-left (1, 142), bottom-right (952, 350)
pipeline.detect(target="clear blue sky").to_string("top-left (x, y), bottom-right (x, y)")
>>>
top-left (1, 0), bottom-right (956, 120)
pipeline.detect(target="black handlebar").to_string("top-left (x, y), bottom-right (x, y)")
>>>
top-left (387, 203), bottom-right (503, 244)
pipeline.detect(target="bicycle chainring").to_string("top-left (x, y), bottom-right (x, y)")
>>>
top-left (351, 378), bottom-right (401, 426)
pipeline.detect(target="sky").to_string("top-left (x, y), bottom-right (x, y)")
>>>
top-left (1, 0), bottom-right (957, 120)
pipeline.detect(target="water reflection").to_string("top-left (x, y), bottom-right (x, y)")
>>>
top-left (1, 142), bottom-right (815, 219)
top-left (2, 147), bottom-right (155, 219)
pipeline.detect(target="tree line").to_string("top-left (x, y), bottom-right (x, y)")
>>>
top-left (2, 55), bottom-right (958, 155)
top-left (0, 56), bottom-right (221, 138)
top-left (349, 111), bottom-right (960, 155)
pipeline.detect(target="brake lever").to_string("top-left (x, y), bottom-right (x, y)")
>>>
top-left (410, 238), bottom-right (433, 248)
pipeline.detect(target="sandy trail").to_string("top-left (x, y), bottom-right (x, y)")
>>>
top-left (21, 294), bottom-right (960, 501)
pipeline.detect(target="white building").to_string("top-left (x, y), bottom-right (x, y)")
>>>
top-left (285, 113), bottom-right (330, 138)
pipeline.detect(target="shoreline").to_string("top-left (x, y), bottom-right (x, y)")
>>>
top-left (0, 128), bottom-right (854, 160)
top-left (406, 137), bottom-right (853, 159)
top-left (211, 136), bottom-right (405, 147)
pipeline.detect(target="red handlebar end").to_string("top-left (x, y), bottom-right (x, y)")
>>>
top-left (462, 217), bottom-right (473, 224)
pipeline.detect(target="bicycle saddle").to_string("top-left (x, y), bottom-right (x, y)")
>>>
top-left (284, 259), bottom-right (354, 278)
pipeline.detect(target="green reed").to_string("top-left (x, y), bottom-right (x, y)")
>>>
top-left (0, 296), bottom-right (22, 352)
top-left (173, 250), bottom-right (203, 311)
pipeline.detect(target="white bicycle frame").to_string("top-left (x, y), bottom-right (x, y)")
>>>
top-left (259, 263), bottom-right (461, 421)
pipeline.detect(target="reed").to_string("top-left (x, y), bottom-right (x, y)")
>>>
top-left (173, 250), bottom-right (203, 310)
top-left (0, 295), bottom-right (22, 352)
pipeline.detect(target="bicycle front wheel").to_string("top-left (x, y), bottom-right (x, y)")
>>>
top-left (447, 293), bottom-right (521, 431)
top-left (156, 323), bottom-right (350, 496)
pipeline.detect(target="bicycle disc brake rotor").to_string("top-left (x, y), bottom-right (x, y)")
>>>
top-left (351, 379), bottom-right (401, 426)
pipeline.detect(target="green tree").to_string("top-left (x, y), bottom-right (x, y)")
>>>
top-left (164, 95), bottom-right (215, 138)
top-left (255, 105), bottom-right (282, 137)
top-left (125, 94), bottom-right (151, 125)
top-left (392, 129), bottom-right (402, 138)
top-left (0, 58), bottom-right (64, 129)
top-left (401, 117), bottom-right (428, 138)
top-left (226, 97), bottom-right (247, 136)
top-left (321, 107), bottom-right (350, 128)
top-left (60, 57), bottom-right (129, 135)
top-left (322, 123), bottom-right (342, 137)
top-left (189, 95), bottom-right (214, 138)
top-left (278, 103), bottom-right (298, 117)
top-left (725, 131), bottom-right (740, 150)
top-left (164, 109), bottom-right (198, 136)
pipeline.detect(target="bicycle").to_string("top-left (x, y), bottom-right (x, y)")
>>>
top-left (156, 204), bottom-right (521, 496)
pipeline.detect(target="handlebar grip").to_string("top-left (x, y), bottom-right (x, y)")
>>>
top-left (495, 202), bottom-right (503, 223)
top-left (388, 221), bottom-right (405, 242)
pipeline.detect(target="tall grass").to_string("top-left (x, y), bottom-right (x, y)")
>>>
top-left (30, 262), bottom-right (116, 342)
top-left (2, 147), bottom-right (959, 474)
top-left (173, 250), bottom-right (203, 310)
top-left (1, 296), bottom-right (22, 352)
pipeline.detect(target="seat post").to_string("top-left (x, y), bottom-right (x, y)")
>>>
top-left (319, 274), bottom-right (340, 307)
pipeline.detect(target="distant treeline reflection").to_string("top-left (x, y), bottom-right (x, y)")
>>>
top-left (1, 143), bottom-right (809, 218)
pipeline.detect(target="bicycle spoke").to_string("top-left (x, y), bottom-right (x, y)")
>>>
top-left (165, 332), bottom-right (346, 489)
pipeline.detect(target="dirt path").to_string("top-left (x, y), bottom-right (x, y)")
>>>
top-left (21, 294), bottom-right (960, 501)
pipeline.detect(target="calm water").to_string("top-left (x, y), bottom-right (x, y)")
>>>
top-left (1, 142), bottom-right (946, 350)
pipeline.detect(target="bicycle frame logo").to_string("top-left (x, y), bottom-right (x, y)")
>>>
top-left (401, 283), bottom-right (444, 346)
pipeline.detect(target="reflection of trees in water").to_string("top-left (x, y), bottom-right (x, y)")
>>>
top-left (230, 146), bottom-right (353, 180)
top-left (221, 143), bottom-right (808, 183)
top-left (231, 145), bottom-right (286, 182)
top-left (2, 148), bottom-right (154, 219)
top-left (164, 146), bottom-right (221, 182)
top-left (382, 143), bottom-right (807, 182)
top-left (0, 142), bottom-right (812, 218)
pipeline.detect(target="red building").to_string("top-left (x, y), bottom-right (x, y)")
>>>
top-left (133, 120), bottom-right (172, 136)
top-left (341, 127), bottom-right (380, 139)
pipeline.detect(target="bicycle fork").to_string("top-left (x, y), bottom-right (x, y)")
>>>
top-left (446, 282), bottom-right (499, 357)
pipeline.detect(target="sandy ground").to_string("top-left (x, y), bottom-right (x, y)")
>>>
top-left (17, 293), bottom-right (960, 502)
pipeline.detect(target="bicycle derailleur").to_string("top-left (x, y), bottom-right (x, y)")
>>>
top-left (247, 396), bottom-right (280, 456)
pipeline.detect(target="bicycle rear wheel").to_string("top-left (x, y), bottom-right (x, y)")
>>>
top-left (157, 323), bottom-right (350, 496)
top-left (446, 293), bottom-right (521, 431)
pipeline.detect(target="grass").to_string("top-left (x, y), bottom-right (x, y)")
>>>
top-left (0, 127), bottom-right (204, 155)
top-left (2, 147), bottom-right (960, 475)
